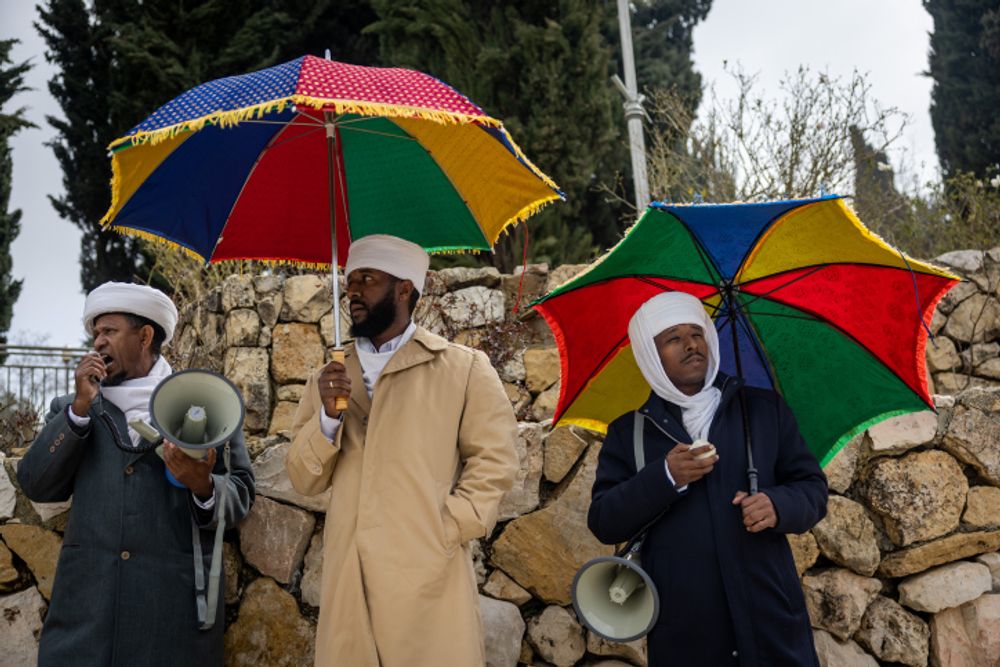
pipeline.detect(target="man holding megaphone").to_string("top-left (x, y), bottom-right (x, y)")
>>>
top-left (17, 282), bottom-right (255, 667)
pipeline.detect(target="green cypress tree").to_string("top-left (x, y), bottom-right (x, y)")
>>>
top-left (0, 39), bottom-right (34, 363)
top-left (925, 0), bottom-right (1000, 178)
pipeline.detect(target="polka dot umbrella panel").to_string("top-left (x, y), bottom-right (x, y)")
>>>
top-left (532, 196), bottom-right (960, 466)
top-left (101, 55), bottom-right (563, 266)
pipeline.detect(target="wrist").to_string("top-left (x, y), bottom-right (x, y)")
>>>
top-left (192, 478), bottom-right (214, 500)
top-left (70, 397), bottom-right (91, 418)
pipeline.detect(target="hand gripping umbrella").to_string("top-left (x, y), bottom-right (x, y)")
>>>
top-left (101, 55), bottom-right (564, 407)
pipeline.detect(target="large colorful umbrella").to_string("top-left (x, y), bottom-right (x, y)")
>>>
top-left (532, 196), bottom-right (959, 466)
top-left (100, 54), bottom-right (563, 348)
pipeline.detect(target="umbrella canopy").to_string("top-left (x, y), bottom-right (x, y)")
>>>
top-left (532, 196), bottom-right (959, 465)
top-left (100, 55), bottom-right (563, 266)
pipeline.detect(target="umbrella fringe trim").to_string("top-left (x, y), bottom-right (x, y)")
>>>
top-left (106, 96), bottom-right (505, 151)
top-left (107, 224), bottom-right (208, 263)
top-left (100, 152), bottom-right (125, 226)
top-left (494, 194), bottom-right (565, 244)
top-left (489, 127), bottom-right (562, 192)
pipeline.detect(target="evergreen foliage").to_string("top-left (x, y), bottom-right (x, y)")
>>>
top-left (0, 39), bottom-right (33, 362)
top-left (925, 0), bottom-right (1000, 178)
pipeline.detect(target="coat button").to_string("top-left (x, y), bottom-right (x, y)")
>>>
top-left (124, 466), bottom-right (134, 476)
top-left (121, 551), bottom-right (131, 560)
top-left (49, 446), bottom-right (56, 453)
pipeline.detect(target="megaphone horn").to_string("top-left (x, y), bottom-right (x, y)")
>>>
top-left (129, 369), bottom-right (245, 488)
top-left (572, 541), bottom-right (660, 642)
top-left (147, 369), bottom-right (245, 452)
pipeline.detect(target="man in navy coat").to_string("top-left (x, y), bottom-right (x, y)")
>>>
top-left (588, 291), bottom-right (827, 666)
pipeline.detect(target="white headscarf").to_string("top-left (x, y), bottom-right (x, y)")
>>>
top-left (84, 282), bottom-right (178, 344)
top-left (345, 234), bottom-right (430, 293)
top-left (628, 291), bottom-right (722, 442)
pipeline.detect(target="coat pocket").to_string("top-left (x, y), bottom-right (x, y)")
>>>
top-left (441, 503), bottom-right (461, 556)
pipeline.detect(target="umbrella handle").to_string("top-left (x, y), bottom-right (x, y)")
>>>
top-left (332, 348), bottom-right (348, 412)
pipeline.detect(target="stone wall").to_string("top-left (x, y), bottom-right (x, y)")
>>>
top-left (2, 249), bottom-right (999, 666)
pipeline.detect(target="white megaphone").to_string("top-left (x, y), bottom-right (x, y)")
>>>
top-left (572, 538), bottom-right (660, 642)
top-left (130, 369), bottom-right (245, 488)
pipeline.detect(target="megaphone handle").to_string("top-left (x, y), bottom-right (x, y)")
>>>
top-left (332, 348), bottom-right (348, 412)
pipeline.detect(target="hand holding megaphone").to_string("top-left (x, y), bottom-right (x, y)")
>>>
top-left (129, 369), bottom-right (246, 489)
top-left (162, 442), bottom-right (216, 498)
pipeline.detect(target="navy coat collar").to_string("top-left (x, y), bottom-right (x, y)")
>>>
top-left (635, 373), bottom-right (743, 443)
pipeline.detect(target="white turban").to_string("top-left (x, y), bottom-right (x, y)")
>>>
top-left (628, 291), bottom-right (722, 442)
top-left (83, 282), bottom-right (178, 344)
top-left (345, 234), bottom-right (429, 294)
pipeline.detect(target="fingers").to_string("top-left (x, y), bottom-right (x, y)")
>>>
top-left (732, 491), bottom-right (749, 505)
top-left (75, 353), bottom-right (107, 385)
top-left (737, 492), bottom-right (777, 532)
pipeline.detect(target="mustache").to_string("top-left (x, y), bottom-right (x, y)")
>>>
top-left (683, 352), bottom-right (706, 363)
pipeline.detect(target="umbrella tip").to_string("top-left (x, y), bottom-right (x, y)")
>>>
top-left (324, 48), bottom-right (332, 60)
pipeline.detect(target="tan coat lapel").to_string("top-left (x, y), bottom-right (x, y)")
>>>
top-left (379, 327), bottom-right (447, 378)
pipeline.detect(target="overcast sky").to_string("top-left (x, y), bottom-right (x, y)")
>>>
top-left (2, 0), bottom-right (937, 348)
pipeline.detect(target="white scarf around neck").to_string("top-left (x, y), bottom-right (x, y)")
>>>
top-left (100, 355), bottom-right (173, 446)
top-left (628, 292), bottom-right (722, 442)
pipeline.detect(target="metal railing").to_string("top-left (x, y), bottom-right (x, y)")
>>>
top-left (0, 344), bottom-right (90, 416)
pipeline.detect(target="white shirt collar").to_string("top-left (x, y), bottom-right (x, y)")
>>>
top-left (356, 321), bottom-right (417, 354)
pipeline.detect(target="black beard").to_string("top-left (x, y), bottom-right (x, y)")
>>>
top-left (101, 371), bottom-right (128, 387)
top-left (349, 289), bottom-right (398, 340)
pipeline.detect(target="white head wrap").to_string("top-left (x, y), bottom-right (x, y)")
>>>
top-left (345, 234), bottom-right (430, 294)
top-left (83, 282), bottom-right (178, 344)
top-left (628, 291), bottom-right (722, 442)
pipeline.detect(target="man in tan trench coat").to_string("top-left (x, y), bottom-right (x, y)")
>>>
top-left (286, 234), bottom-right (519, 667)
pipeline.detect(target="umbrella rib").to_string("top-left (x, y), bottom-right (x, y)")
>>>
top-left (632, 276), bottom-right (725, 316)
top-left (212, 116), bottom-right (304, 261)
top-left (736, 265), bottom-right (828, 309)
top-left (559, 332), bottom-right (630, 424)
top-left (239, 117), bottom-right (324, 127)
top-left (264, 126), bottom-right (326, 152)
top-left (338, 126), bottom-right (418, 141)
top-left (717, 305), bottom-right (782, 392)
top-left (738, 299), bottom-right (929, 404)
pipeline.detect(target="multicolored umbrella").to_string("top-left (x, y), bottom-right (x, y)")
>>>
top-left (532, 196), bottom-right (959, 465)
top-left (100, 55), bottom-right (563, 348)
top-left (102, 55), bottom-right (561, 260)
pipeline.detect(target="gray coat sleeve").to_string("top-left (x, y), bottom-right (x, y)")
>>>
top-left (17, 397), bottom-right (91, 503)
top-left (190, 430), bottom-right (255, 529)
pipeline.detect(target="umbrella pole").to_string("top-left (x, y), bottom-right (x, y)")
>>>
top-left (725, 288), bottom-right (759, 495)
top-left (325, 110), bottom-right (348, 413)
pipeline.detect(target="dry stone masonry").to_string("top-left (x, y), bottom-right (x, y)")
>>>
top-left (1, 249), bottom-right (999, 665)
